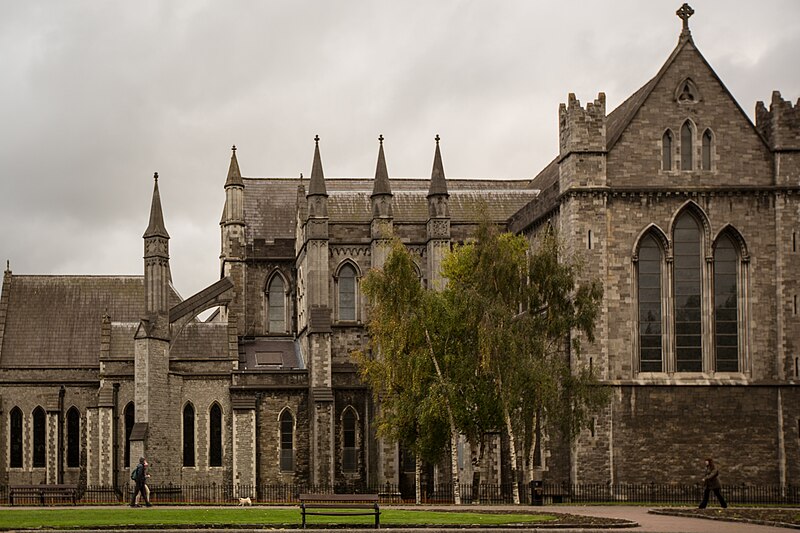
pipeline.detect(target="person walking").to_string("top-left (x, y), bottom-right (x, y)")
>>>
top-left (130, 457), bottom-right (149, 508)
top-left (135, 460), bottom-right (152, 507)
top-left (698, 457), bottom-right (727, 509)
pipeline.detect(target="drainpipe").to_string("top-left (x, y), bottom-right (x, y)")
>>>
top-left (112, 383), bottom-right (120, 493)
top-left (58, 386), bottom-right (65, 484)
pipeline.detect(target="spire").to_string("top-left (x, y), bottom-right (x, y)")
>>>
top-left (676, 3), bottom-right (694, 41)
top-left (427, 134), bottom-right (448, 197)
top-left (307, 135), bottom-right (327, 197)
top-left (143, 173), bottom-right (170, 239)
top-left (225, 145), bottom-right (244, 188)
top-left (371, 134), bottom-right (392, 197)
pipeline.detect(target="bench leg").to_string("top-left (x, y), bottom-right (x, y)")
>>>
top-left (375, 504), bottom-right (380, 528)
top-left (301, 504), bottom-right (306, 529)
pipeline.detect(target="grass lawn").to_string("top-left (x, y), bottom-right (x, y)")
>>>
top-left (0, 507), bottom-right (556, 529)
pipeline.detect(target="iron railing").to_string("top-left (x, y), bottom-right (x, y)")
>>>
top-left (3, 482), bottom-right (800, 506)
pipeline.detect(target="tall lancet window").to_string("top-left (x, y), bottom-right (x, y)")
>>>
top-left (209, 403), bottom-right (222, 467)
top-left (662, 130), bottom-right (673, 171)
top-left (638, 235), bottom-right (663, 372)
top-left (338, 264), bottom-right (357, 321)
top-left (714, 235), bottom-right (739, 372)
top-left (267, 275), bottom-right (286, 333)
top-left (66, 407), bottom-right (81, 468)
top-left (674, 213), bottom-right (703, 372)
top-left (10, 407), bottom-right (23, 468)
top-left (681, 121), bottom-right (694, 170)
top-left (183, 403), bottom-right (195, 467)
top-left (33, 407), bottom-right (46, 468)
top-left (124, 402), bottom-right (134, 467)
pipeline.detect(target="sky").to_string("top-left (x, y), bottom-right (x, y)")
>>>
top-left (1, 0), bottom-right (798, 301)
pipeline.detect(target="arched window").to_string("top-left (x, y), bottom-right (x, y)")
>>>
top-left (342, 408), bottom-right (358, 473)
top-left (662, 130), bottom-right (673, 171)
top-left (681, 121), bottom-right (693, 171)
top-left (66, 407), bottom-right (80, 468)
top-left (280, 409), bottom-right (294, 472)
top-left (33, 407), bottom-right (46, 468)
top-left (715, 235), bottom-right (739, 372)
top-left (183, 403), bottom-right (195, 467)
top-left (267, 274), bottom-right (286, 333)
top-left (338, 264), bottom-right (357, 322)
top-left (209, 403), bottom-right (222, 467)
top-left (10, 407), bottom-right (23, 468)
top-left (638, 235), bottom-right (663, 372)
top-left (124, 402), bottom-right (134, 467)
top-left (702, 129), bottom-right (713, 171)
top-left (674, 213), bottom-right (703, 372)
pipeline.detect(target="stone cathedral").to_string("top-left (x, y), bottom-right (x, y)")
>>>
top-left (1, 6), bottom-right (799, 496)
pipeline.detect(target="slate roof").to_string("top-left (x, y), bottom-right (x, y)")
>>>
top-left (243, 178), bottom-right (536, 244)
top-left (170, 322), bottom-right (230, 359)
top-left (0, 275), bottom-right (180, 368)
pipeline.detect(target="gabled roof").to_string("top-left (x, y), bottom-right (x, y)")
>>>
top-left (0, 275), bottom-right (179, 368)
top-left (243, 178), bottom-right (536, 243)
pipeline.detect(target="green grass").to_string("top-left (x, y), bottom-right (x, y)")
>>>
top-left (0, 507), bottom-right (556, 529)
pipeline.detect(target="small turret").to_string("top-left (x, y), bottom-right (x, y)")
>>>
top-left (559, 93), bottom-right (607, 157)
top-left (306, 135), bottom-right (329, 240)
top-left (221, 145), bottom-right (246, 261)
top-left (143, 173), bottom-right (171, 321)
top-left (371, 135), bottom-right (394, 268)
top-left (756, 92), bottom-right (800, 152)
top-left (426, 135), bottom-right (450, 291)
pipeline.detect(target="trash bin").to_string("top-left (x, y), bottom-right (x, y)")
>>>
top-left (530, 480), bottom-right (543, 506)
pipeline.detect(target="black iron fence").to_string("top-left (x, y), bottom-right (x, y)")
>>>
top-left (2, 482), bottom-right (800, 506)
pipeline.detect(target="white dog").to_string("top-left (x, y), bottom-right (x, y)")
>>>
top-left (238, 496), bottom-right (252, 507)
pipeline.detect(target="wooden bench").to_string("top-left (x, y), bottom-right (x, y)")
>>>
top-left (9, 484), bottom-right (78, 506)
top-left (299, 493), bottom-right (380, 528)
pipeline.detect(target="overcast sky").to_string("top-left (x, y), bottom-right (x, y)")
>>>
top-left (1, 0), bottom-right (798, 301)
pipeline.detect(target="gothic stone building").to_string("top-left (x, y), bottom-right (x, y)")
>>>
top-left (1, 6), bottom-right (799, 494)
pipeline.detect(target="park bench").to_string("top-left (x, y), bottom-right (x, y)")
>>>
top-left (9, 484), bottom-right (78, 505)
top-left (299, 493), bottom-right (380, 528)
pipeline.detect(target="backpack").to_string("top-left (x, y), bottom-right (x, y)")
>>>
top-left (131, 465), bottom-right (141, 481)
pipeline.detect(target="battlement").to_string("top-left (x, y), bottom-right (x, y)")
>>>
top-left (756, 91), bottom-right (800, 151)
top-left (559, 92), bottom-right (607, 157)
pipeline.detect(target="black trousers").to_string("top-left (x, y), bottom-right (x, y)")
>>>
top-left (130, 481), bottom-right (147, 506)
top-left (699, 487), bottom-right (727, 508)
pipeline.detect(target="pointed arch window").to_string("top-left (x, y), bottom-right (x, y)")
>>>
top-left (183, 403), bottom-right (195, 467)
top-left (10, 407), bottom-right (23, 468)
top-left (267, 274), bottom-right (287, 334)
top-left (337, 263), bottom-right (358, 322)
top-left (280, 409), bottom-right (294, 472)
top-left (702, 129), bottom-right (713, 171)
top-left (342, 408), bottom-right (358, 473)
top-left (66, 407), bottom-right (80, 468)
top-left (662, 130), bottom-right (673, 171)
top-left (638, 235), bottom-right (663, 372)
top-left (674, 213), bottom-right (703, 372)
top-left (124, 402), bottom-right (134, 467)
top-left (33, 407), bottom-right (46, 468)
top-left (681, 121), bottom-right (694, 171)
top-left (714, 235), bottom-right (739, 372)
top-left (209, 403), bottom-right (222, 467)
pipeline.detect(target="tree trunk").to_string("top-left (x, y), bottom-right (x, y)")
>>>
top-left (415, 455), bottom-right (421, 505)
top-left (425, 328), bottom-right (462, 505)
top-left (504, 406), bottom-right (521, 505)
top-left (527, 411), bottom-right (539, 482)
top-left (470, 438), bottom-right (482, 504)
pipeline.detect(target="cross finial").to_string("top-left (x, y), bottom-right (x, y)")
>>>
top-left (300, 172), bottom-right (304, 181)
top-left (435, 134), bottom-right (440, 145)
top-left (314, 134), bottom-right (320, 145)
top-left (231, 145), bottom-right (236, 153)
top-left (154, 172), bottom-right (158, 182)
top-left (378, 134), bottom-right (384, 145)
top-left (676, 3), bottom-right (694, 35)
top-left (5, 259), bottom-right (9, 271)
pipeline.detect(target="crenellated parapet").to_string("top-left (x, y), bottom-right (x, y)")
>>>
top-left (756, 91), bottom-right (800, 152)
top-left (559, 93), bottom-right (607, 157)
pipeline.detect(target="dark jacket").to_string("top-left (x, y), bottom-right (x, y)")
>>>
top-left (703, 463), bottom-right (721, 489)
